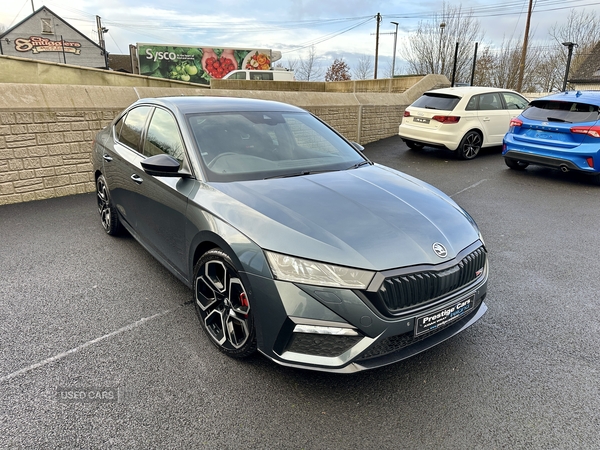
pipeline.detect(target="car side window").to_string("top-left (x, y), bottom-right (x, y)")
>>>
top-left (114, 113), bottom-right (127, 140)
top-left (502, 92), bottom-right (529, 110)
top-left (251, 72), bottom-right (273, 81)
top-left (143, 108), bottom-right (186, 163)
top-left (478, 93), bottom-right (502, 111)
top-left (465, 96), bottom-right (478, 111)
top-left (118, 106), bottom-right (152, 153)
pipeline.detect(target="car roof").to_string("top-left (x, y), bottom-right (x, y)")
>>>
top-left (130, 96), bottom-right (307, 115)
top-left (533, 90), bottom-right (600, 104)
top-left (425, 86), bottom-right (520, 97)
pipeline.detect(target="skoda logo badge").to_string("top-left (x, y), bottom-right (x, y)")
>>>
top-left (432, 242), bottom-right (447, 258)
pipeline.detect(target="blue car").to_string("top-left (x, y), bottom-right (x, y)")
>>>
top-left (502, 91), bottom-right (600, 177)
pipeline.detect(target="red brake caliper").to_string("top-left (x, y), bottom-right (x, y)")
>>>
top-left (239, 292), bottom-right (249, 316)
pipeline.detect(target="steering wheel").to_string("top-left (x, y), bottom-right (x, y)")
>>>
top-left (207, 152), bottom-right (239, 169)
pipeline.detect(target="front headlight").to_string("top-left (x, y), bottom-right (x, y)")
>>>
top-left (265, 251), bottom-right (374, 289)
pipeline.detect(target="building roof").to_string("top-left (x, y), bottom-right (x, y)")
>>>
top-left (570, 41), bottom-right (600, 83)
top-left (108, 54), bottom-right (133, 73)
top-left (0, 5), bottom-right (104, 52)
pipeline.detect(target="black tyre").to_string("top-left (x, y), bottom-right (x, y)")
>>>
top-left (405, 140), bottom-right (425, 150)
top-left (194, 249), bottom-right (257, 358)
top-left (96, 175), bottom-right (122, 235)
top-left (504, 158), bottom-right (529, 170)
top-left (457, 131), bottom-right (482, 160)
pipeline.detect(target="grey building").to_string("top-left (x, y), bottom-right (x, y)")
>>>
top-left (0, 6), bottom-right (107, 69)
top-left (569, 41), bottom-right (600, 91)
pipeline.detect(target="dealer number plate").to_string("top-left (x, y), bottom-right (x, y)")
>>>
top-left (413, 117), bottom-right (430, 124)
top-left (415, 295), bottom-right (474, 336)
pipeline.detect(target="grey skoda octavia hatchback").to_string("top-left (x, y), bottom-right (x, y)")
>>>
top-left (93, 96), bottom-right (488, 373)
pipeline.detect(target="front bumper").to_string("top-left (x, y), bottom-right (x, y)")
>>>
top-left (264, 300), bottom-right (487, 373)
top-left (248, 247), bottom-right (488, 373)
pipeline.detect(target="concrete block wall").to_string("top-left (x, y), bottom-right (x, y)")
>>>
top-left (0, 73), bottom-right (448, 206)
top-left (0, 109), bottom-right (121, 205)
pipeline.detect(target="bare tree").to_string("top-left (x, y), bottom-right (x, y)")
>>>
top-left (325, 58), bottom-right (351, 81)
top-left (295, 46), bottom-right (324, 81)
top-left (382, 60), bottom-right (395, 79)
top-left (400, 1), bottom-right (485, 83)
top-left (275, 58), bottom-right (300, 73)
top-left (532, 47), bottom-right (566, 93)
top-left (353, 54), bottom-right (373, 80)
top-left (545, 9), bottom-right (600, 91)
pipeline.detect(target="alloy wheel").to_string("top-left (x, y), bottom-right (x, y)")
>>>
top-left (96, 176), bottom-right (111, 232)
top-left (459, 132), bottom-right (482, 160)
top-left (195, 258), bottom-right (252, 351)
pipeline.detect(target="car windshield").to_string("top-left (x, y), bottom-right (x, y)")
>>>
top-left (187, 111), bottom-right (366, 182)
top-left (411, 93), bottom-right (461, 111)
top-left (522, 100), bottom-right (600, 124)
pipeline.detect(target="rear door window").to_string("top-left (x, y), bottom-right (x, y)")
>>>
top-left (118, 106), bottom-right (152, 153)
top-left (523, 100), bottom-right (600, 124)
top-left (411, 93), bottom-right (460, 111)
top-left (228, 71), bottom-right (247, 80)
top-left (476, 93), bottom-right (503, 110)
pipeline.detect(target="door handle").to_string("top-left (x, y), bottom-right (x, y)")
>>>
top-left (130, 174), bottom-right (143, 184)
top-left (103, 154), bottom-right (113, 162)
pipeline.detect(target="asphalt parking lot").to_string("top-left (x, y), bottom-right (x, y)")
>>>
top-left (1, 136), bottom-right (599, 449)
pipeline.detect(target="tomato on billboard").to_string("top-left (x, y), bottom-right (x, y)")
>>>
top-left (137, 43), bottom-right (272, 84)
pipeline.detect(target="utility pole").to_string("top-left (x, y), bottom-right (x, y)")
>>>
top-left (562, 42), bottom-right (577, 91)
top-left (96, 16), bottom-right (109, 69)
top-left (470, 42), bottom-right (478, 86)
top-left (377, 23), bottom-right (399, 78)
top-left (391, 21), bottom-right (399, 78)
top-left (438, 22), bottom-right (446, 74)
top-left (374, 12), bottom-right (381, 79)
top-left (96, 16), bottom-right (106, 51)
top-left (31, 1), bottom-right (35, 13)
top-left (516, 0), bottom-right (533, 92)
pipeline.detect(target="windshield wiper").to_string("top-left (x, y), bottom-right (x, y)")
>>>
top-left (546, 117), bottom-right (571, 123)
top-left (263, 169), bottom-right (339, 180)
top-left (346, 161), bottom-right (371, 170)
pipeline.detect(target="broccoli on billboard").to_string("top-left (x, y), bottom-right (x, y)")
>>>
top-left (137, 43), bottom-right (273, 84)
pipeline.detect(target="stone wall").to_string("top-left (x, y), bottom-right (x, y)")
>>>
top-left (0, 71), bottom-right (449, 205)
top-left (0, 108), bottom-right (121, 205)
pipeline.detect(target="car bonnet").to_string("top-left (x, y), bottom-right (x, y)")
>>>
top-left (201, 165), bottom-right (481, 271)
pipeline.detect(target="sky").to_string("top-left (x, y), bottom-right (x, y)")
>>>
top-left (2, 0), bottom-right (600, 75)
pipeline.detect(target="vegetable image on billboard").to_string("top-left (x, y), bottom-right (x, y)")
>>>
top-left (137, 44), bottom-right (272, 85)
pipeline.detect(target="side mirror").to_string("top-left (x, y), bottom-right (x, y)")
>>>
top-left (141, 154), bottom-right (191, 178)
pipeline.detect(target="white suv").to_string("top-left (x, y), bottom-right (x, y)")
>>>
top-left (398, 86), bottom-right (529, 159)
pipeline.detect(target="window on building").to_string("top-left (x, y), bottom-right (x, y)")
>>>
top-left (41, 18), bottom-right (53, 34)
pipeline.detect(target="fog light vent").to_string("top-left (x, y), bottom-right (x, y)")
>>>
top-left (285, 333), bottom-right (362, 357)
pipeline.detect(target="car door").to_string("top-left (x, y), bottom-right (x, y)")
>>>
top-left (475, 92), bottom-right (511, 146)
top-left (501, 91), bottom-right (529, 119)
top-left (103, 105), bottom-right (152, 230)
top-left (133, 106), bottom-right (194, 279)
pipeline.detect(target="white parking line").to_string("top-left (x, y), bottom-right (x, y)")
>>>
top-left (451, 179), bottom-right (488, 198)
top-left (0, 304), bottom-right (189, 384)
